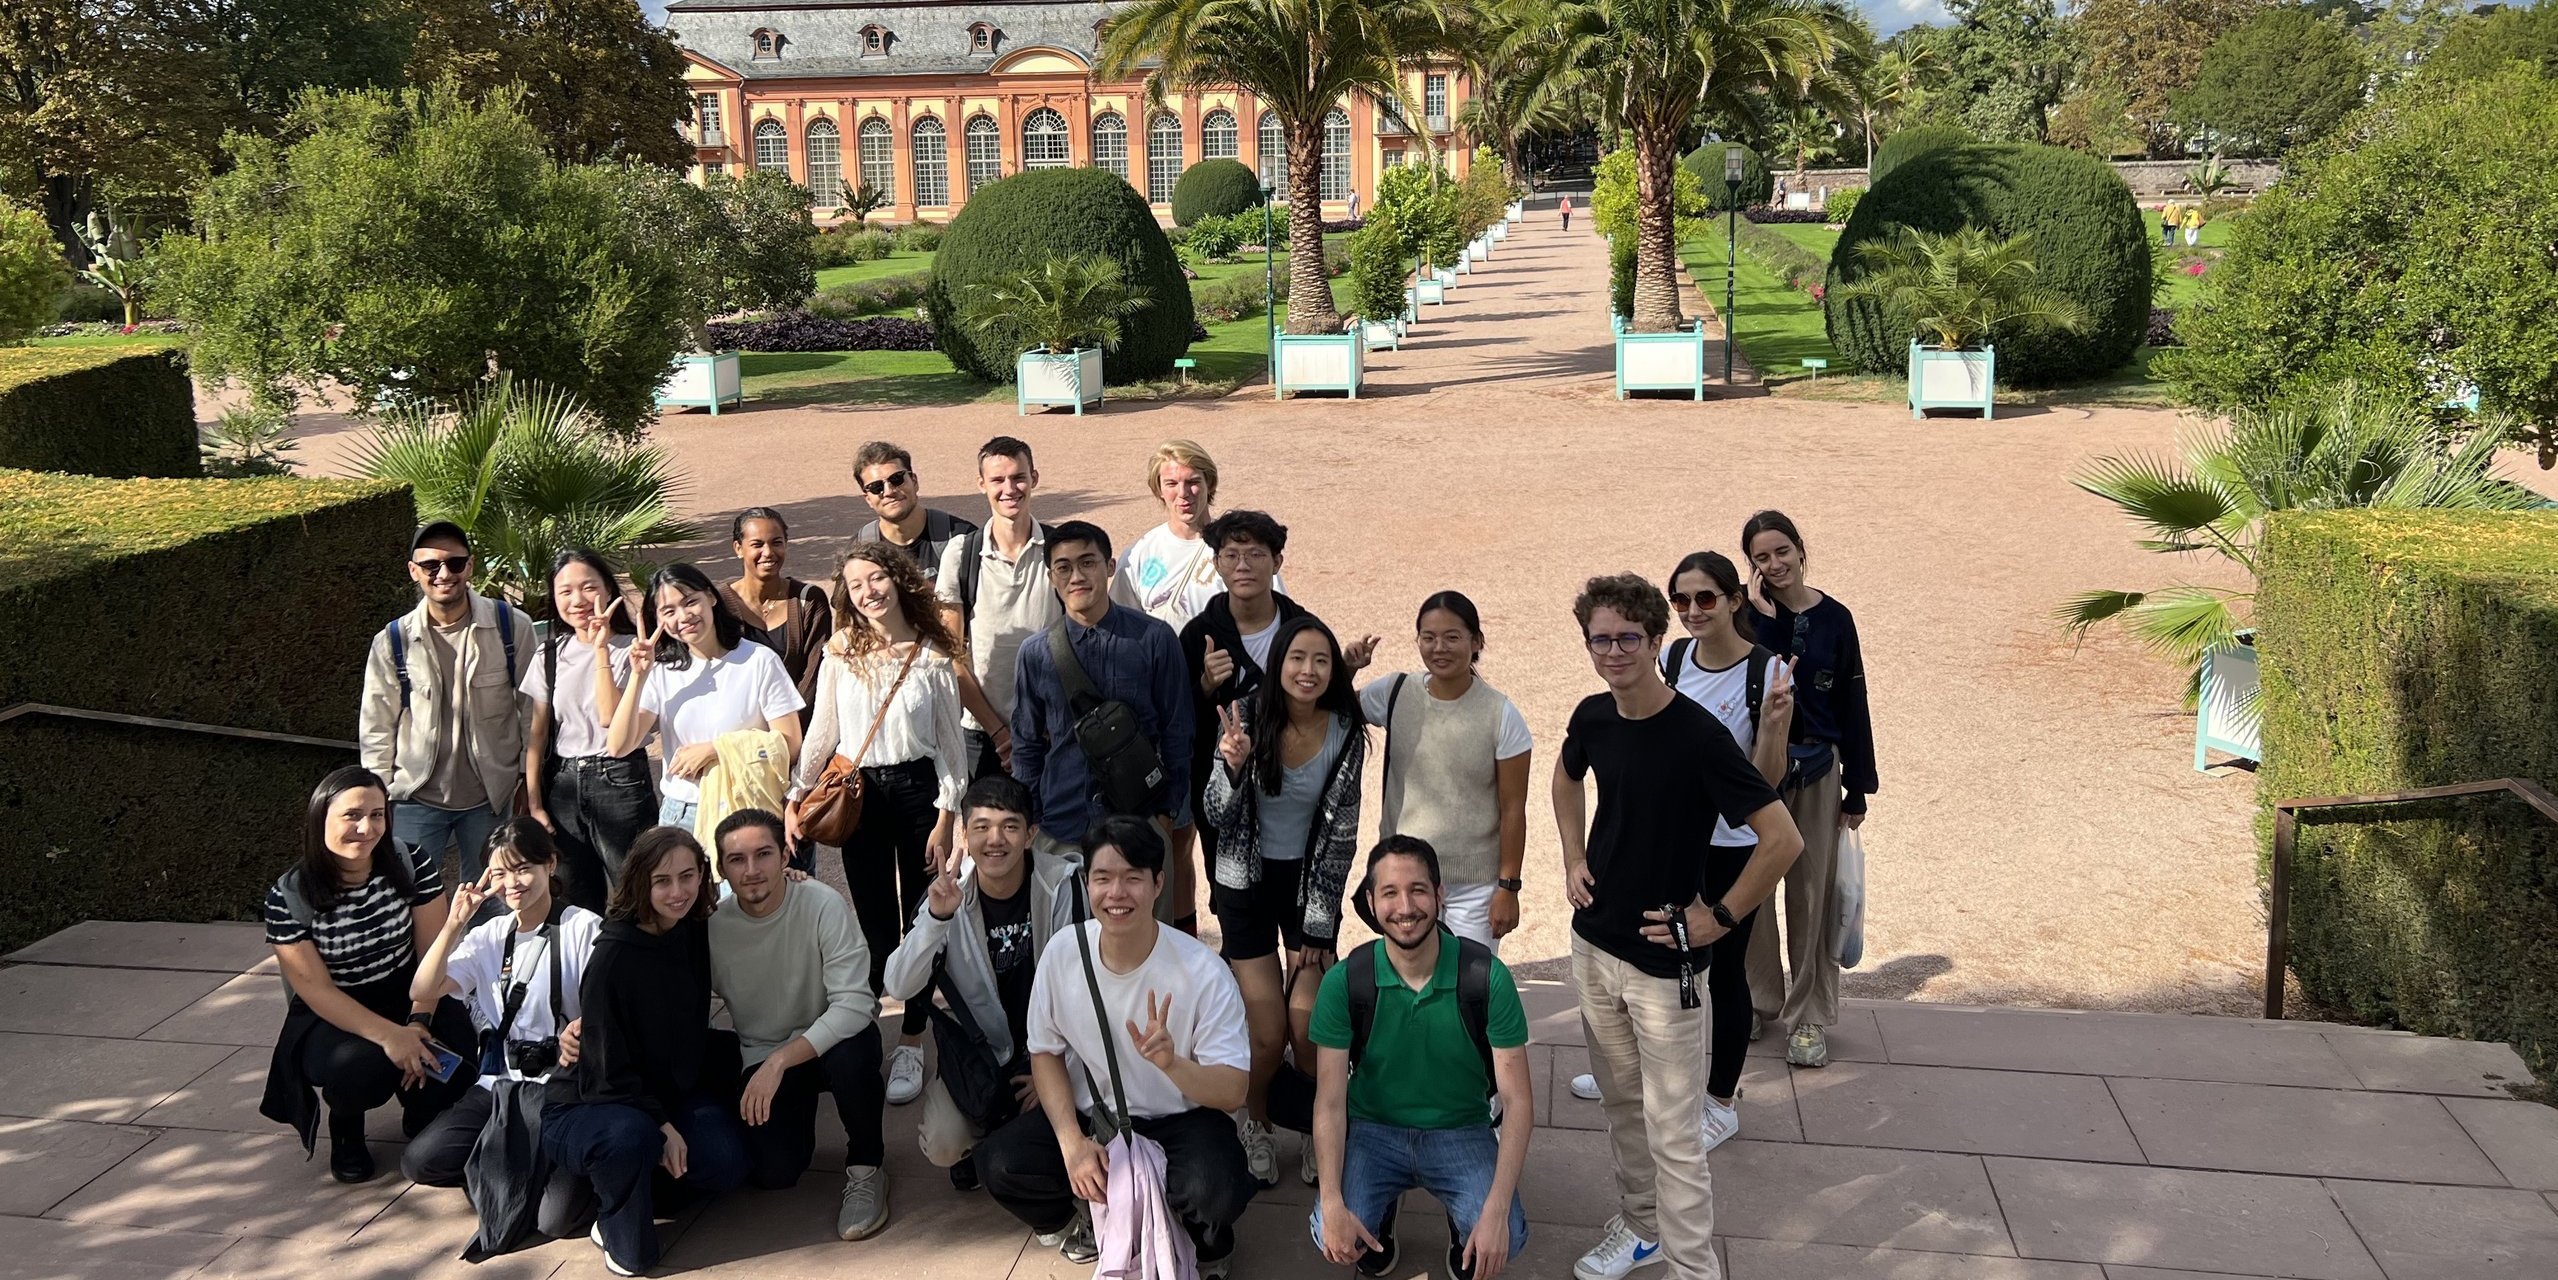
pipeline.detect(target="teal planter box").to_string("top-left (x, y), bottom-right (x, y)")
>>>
top-left (1433, 266), bottom-right (1458, 287)
top-left (2194, 637), bottom-right (2261, 770)
top-left (1489, 221), bottom-right (1508, 242)
top-left (1614, 325), bottom-right (1707, 400)
top-left (656, 351), bottom-right (742, 415)
top-left (1361, 319), bottom-right (1398, 352)
top-left (1417, 278), bottom-right (1447, 305)
top-left (1274, 332), bottom-right (1363, 399)
top-left (1017, 347), bottom-right (1105, 415)
top-left (1907, 342), bottom-right (1995, 419)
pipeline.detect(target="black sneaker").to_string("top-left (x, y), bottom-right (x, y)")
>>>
top-left (949, 1152), bottom-right (980, 1193)
top-left (327, 1110), bottom-right (375, 1183)
top-left (1355, 1230), bottom-right (1400, 1278)
top-left (1448, 1240), bottom-right (1477, 1280)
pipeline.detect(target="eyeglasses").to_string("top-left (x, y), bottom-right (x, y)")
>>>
top-left (1668, 589), bottom-right (1723, 611)
top-left (860, 469), bottom-right (914, 497)
top-left (1584, 632), bottom-right (1649, 655)
top-left (1214, 546), bottom-right (1272, 566)
top-left (412, 554), bottom-right (472, 579)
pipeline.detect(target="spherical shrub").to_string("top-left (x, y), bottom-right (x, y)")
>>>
top-left (1170, 159), bottom-right (1264, 226)
top-left (1681, 143), bottom-right (1771, 211)
top-left (1869, 124), bottom-right (1972, 190)
top-left (1824, 142), bottom-right (2152, 385)
top-left (926, 167), bottom-right (1195, 382)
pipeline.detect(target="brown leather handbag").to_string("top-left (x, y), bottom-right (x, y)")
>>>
top-left (791, 642), bottom-right (923, 846)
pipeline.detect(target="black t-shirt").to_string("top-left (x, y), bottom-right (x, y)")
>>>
top-left (1561, 690), bottom-right (1782, 978)
top-left (980, 881), bottom-right (1036, 1045)
top-left (859, 509), bottom-right (980, 587)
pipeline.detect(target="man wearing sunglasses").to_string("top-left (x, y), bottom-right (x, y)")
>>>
top-left (852, 440), bottom-right (978, 589)
top-left (359, 521), bottom-right (538, 890)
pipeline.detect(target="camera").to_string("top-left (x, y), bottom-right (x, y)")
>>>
top-left (505, 1036), bottom-right (561, 1075)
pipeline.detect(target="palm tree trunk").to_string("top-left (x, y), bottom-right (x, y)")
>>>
top-left (1282, 120), bottom-right (1339, 335)
top-left (1630, 123), bottom-right (1685, 334)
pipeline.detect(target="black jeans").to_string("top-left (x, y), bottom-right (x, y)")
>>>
top-left (400, 1086), bottom-right (597, 1236)
top-left (965, 728), bottom-right (1006, 783)
top-left (542, 754), bottom-right (657, 913)
top-left (296, 990), bottom-right (477, 1137)
top-left (842, 757), bottom-right (940, 1037)
top-left (727, 1025), bottom-right (888, 1186)
top-left (1705, 845), bottom-right (1760, 1101)
top-left (976, 1104), bottom-right (1257, 1258)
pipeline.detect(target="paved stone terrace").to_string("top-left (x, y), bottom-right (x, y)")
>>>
top-left (4, 919), bottom-right (2553, 1280)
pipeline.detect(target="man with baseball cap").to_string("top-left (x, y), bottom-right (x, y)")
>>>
top-left (358, 521), bottom-right (538, 886)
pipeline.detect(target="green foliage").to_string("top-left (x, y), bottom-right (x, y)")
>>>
top-left (408, 0), bottom-right (694, 168)
top-left (1734, 219), bottom-right (1829, 290)
top-left (2174, 7), bottom-right (2367, 157)
top-left (2074, 0), bottom-right (2268, 157)
top-left (1346, 209), bottom-right (1413, 322)
top-left (1452, 148), bottom-right (1512, 240)
top-left (0, 200), bottom-right (69, 344)
top-left (0, 466), bottom-right (410, 950)
top-left (960, 254), bottom-right (1155, 357)
top-left (1827, 141), bottom-right (2153, 383)
top-left (1680, 143), bottom-right (1772, 212)
top-left (1895, 0), bottom-right (2071, 142)
top-left (808, 273), bottom-right (929, 319)
top-left (1190, 272), bottom-right (1270, 323)
top-left (2255, 508), bottom-right (2558, 1081)
top-left (1592, 149), bottom-right (1711, 246)
top-left (2424, 1), bottom-right (2558, 84)
top-left (1610, 233), bottom-right (1637, 319)
top-left (893, 223), bottom-right (947, 253)
top-left (349, 375), bottom-right (699, 609)
top-left (1833, 225), bottom-right (2089, 351)
top-left (1824, 186), bottom-right (1863, 222)
top-left (2048, 78), bottom-right (2147, 158)
top-left (1374, 164), bottom-right (1458, 269)
top-left (610, 165), bottom-right (818, 326)
top-left (929, 167), bottom-right (1193, 382)
top-left (0, 347), bottom-right (196, 478)
top-left (842, 183), bottom-right (891, 226)
top-left (200, 400), bottom-right (300, 478)
top-left (1170, 158), bottom-right (1265, 225)
top-left (1869, 123), bottom-right (1972, 188)
top-left (2159, 66), bottom-right (2558, 436)
top-left (1182, 213), bottom-right (1249, 264)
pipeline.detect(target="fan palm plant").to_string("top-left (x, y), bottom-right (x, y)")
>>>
top-left (959, 254), bottom-right (1154, 356)
top-left (351, 375), bottom-right (699, 612)
top-left (2058, 384), bottom-right (2537, 694)
top-left (1831, 225), bottom-right (2089, 351)
top-left (1501, 0), bottom-right (1838, 332)
top-left (1099, 0), bottom-right (1461, 335)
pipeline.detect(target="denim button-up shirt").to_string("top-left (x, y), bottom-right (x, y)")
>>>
top-left (1009, 604), bottom-right (1195, 841)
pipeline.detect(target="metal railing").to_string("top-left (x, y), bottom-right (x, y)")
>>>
top-left (2264, 778), bottom-right (2558, 1018)
top-left (1377, 113), bottom-right (1411, 136)
top-left (1425, 113), bottom-right (1450, 133)
top-left (696, 127), bottom-right (727, 149)
top-left (0, 702), bottom-right (357, 751)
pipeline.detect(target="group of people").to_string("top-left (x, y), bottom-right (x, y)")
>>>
top-left (260, 436), bottom-right (1877, 1280)
top-left (2160, 200), bottom-right (2207, 247)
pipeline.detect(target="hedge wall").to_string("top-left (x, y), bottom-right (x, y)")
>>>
top-left (2257, 509), bottom-right (2558, 1080)
top-left (0, 345), bottom-right (197, 478)
top-left (0, 468), bottom-right (413, 949)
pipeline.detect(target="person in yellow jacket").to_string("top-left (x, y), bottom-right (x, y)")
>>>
top-left (2182, 204), bottom-right (2204, 247)
top-left (602, 561), bottom-right (806, 833)
top-left (2160, 202), bottom-right (2179, 248)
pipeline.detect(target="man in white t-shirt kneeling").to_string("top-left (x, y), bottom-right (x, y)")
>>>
top-left (975, 815), bottom-right (1258, 1277)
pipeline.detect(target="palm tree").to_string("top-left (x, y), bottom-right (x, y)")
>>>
top-left (1099, 0), bottom-right (1460, 335)
top-left (352, 375), bottom-right (700, 611)
top-left (2059, 385), bottom-right (2536, 694)
top-left (1852, 45), bottom-right (1937, 170)
top-left (959, 254), bottom-right (1155, 355)
top-left (1502, 0), bottom-right (1837, 332)
top-left (1832, 225), bottom-right (2088, 351)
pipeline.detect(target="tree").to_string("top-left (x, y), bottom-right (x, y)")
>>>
top-left (961, 254), bottom-right (1155, 356)
top-left (2048, 79), bottom-right (2147, 157)
top-left (2074, 0), bottom-right (2267, 158)
top-left (0, 198), bottom-right (70, 342)
top-left (2173, 7), bottom-right (2366, 156)
top-left (1847, 44), bottom-right (1941, 169)
top-left (203, 0), bottom-right (415, 125)
top-left (1504, 0), bottom-right (1836, 332)
top-left (1100, 0), bottom-right (1458, 335)
top-left (408, 0), bottom-right (692, 167)
top-left (0, 1), bottom-right (229, 260)
top-left (1899, 0), bottom-right (2074, 144)
top-left (2425, 1), bottom-right (2558, 84)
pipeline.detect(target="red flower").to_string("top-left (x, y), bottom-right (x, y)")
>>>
top-left (2185, 261), bottom-right (2208, 277)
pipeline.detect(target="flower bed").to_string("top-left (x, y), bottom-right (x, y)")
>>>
top-left (707, 313), bottom-right (936, 353)
top-left (1743, 205), bottom-right (1830, 224)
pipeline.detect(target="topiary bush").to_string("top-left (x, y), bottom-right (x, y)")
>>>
top-left (0, 346), bottom-right (198, 477)
top-left (1825, 186), bottom-right (1863, 223)
top-left (926, 166), bottom-right (1194, 382)
top-left (1681, 143), bottom-right (1772, 212)
top-left (1869, 123), bottom-right (1973, 190)
top-left (0, 199), bottom-right (69, 344)
top-left (1170, 158), bottom-right (1264, 227)
top-left (893, 222), bottom-right (946, 253)
top-left (1825, 142), bottom-right (2151, 385)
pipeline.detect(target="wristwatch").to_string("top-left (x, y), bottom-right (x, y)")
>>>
top-left (1495, 877), bottom-right (1525, 892)
top-left (406, 1011), bottom-right (436, 1029)
top-left (1707, 901), bottom-right (1739, 930)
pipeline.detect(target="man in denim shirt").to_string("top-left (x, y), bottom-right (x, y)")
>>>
top-left (1009, 521), bottom-right (1194, 900)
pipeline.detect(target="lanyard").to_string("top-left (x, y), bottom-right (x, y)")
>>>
top-left (493, 912), bottom-right (565, 1044)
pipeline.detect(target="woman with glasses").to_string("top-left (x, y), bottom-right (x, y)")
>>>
top-left (522, 549), bottom-right (654, 910)
top-left (1739, 511), bottom-right (1876, 1069)
top-left (604, 563), bottom-right (807, 831)
top-left (723, 507), bottom-right (835, 723)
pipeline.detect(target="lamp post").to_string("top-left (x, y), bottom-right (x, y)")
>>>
top-left (1262, 181), bottom-right (1277, 398)
top-left (1724, 145), bottom-right (1744, 384)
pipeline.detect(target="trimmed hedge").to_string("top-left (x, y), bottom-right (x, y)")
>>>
top-left (2257, 510), bottom-right (2558, 1081)
top-left (0, 346), bottom-right (197, 478)
top-left (926, 168), bottom-right (1195, 383)
top-left (1824, 142), bottom-right (2152, 385)
top-left (1681, 143), bottom-right (1772, 212)
top-left (0, 468), bottom-right (413, 948)
top-left (1734, 220), bottom-right (1827, 291)
top-left (1870, 124), bottom-right (1972, 190)
top-left (1170, 159), bottom-right (1264, 226)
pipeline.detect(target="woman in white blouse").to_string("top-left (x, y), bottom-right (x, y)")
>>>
top-left (784, 539), bottom-right (974, 1108)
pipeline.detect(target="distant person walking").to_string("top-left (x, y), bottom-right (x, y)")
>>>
top-left (2181, 204), bottom-right (2204, 248)
top-left (1558, 195), bottom-right (1573, 233)
top-left (2159, 202), bottom-right (2178, 248)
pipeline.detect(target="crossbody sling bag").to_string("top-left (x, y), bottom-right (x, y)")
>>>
top-left (1069, 911), bottom-right (1135, 1143)
top-left (478, 909), bottom-right (566, 1079)
top-left (1046, 622), bottom-right (1169, 816)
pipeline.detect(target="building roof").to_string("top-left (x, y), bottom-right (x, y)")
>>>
top-left (666, 1), bottom-right (1120, 80)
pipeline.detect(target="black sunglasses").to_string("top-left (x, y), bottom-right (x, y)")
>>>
top-left (860, 469), bottom-right (914, 497)
top-left (1668, 589), bottom-right (1723, 611)
top-left (412, 554), bottom-right (472, 579)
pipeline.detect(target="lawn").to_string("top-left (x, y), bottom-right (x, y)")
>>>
top-left (1681, 235), bottom-right (1840, 386)
top-left (1764, 222), bottom-right (1842, 259)
top-left (812, 249), bottom-right (936, 290)
top-left (30, 332), bottom-right (184, 350)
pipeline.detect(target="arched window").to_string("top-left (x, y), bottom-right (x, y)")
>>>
top-left (804, 118), bottom-right (842, 208)
top-left (1146, 112), bottom-right (1183, 204)
top-left (912, 117), bottom-right (949, 206)
top-left (965, 114), bottom-right (1002, 193)
top-left (1257, 110), bottom-right (1286, 189)
top-left (858, 117), bottom-right (894, 203)
top-left (753, 118), bottom-right (789, 173)
top-left (1320, 108), bottom-right (1351, 202)
top-left (1023, 108), bottom-right (1069, 169)
top-left (1091, 111), bottom-right (1128, 181)
top-left (1202, 109), bottom-right (1238, 160)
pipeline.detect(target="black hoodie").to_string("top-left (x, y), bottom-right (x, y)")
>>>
top-left (1178, 592), bottom-right (1313, 791)
top-left (547, 916), bottom-right (716, 1123)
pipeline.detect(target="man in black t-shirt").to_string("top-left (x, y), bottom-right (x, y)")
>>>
top-left (852, 439), bottom-right (979, 587)
top-left (1552, 574), bottom-right (1801, 1280)
top-left (880, 775), bottom-right (1083, 1191)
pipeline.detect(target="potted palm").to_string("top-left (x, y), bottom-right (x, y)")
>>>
top-left (961, 254), bottom-right (1153, 416)
top-left (1832, 225), bottom-right (2089, 420)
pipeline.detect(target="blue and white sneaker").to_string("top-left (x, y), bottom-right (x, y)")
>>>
top-left (1572, 1215), bottom-right (1663, 1280)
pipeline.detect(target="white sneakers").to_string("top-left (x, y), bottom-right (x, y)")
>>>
top-left (885, 1043), bottom-right (927, 1106)
top-left (1573, 1215), bottom-right (1664, 1280)
top-left (1300, 1132), bottom-right (1321, 1186)
top-left (591, 1221), bottom-right (642, 1277)
top-left (1237, 1116), bottom-right (1278, 1187)
top-left (1570, 1072), bottom-right (1603, 1101)
top-left (1699, 1094), bottom-right (1742, 1152)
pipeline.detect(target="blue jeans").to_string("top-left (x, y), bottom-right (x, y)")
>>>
top-left (543, 1096), bottom-right (749, 1272)
top-left (394, 802), bottom-right (500, 884)
top-left (659, 796), bottom-right (699, 829)
top-left (1307, 1120), bottom-right (1527, 1257)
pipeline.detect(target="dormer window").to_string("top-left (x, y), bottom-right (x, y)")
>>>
top-left (750, 27), bottom-right (781, 59)
top-left (968, 22), bottom-right (997, 54)
top-left (860, 24), bottom-right (888, 55)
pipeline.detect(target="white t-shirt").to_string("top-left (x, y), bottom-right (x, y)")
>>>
top-left (1027, 921), bottom-right (1253, 1120)
top-left (443, 906), bottom-right (602, 1087)
top-left (637, 640), bottom-right (806, 803)
top-left (1356, 678), bottom-right (1534, 758)
top-left (1239, 616), bottom-right (1283, 670)
top-left (1669, 645), bottom-right (1763, 847)
top-left (1111, 524), bottom-right (1288, 631)
top-left (519, 636), bottom-right (634, 760)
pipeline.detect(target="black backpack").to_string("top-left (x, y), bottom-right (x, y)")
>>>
top-left (1345, 935), bottom-right (1498, 1097)
top-left (1662, 638), bottom-right (1772, 734)
top-left (1045, 621), bottom-right (1168, 815)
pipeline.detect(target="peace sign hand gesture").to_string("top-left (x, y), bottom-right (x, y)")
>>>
top-left (1215, 703), bottom-right (1252, 774)
top-left (924, 842), bottom-right (963, 921)
top-left (1341, 632), bottom-right (1383, 672)
top-left (626, 618), bottom-right (665, 680)
top-left (1124, 991), bottom-right (1179, 1073)
top-left (1762, 656), bottom-right (1796, 725)
top-left (580, 596), bottom-right (627, 650)
top-left (446, 865), bottom-right (495, 934)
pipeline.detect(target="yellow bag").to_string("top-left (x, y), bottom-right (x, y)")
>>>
top-left (693, 728), bottom-right (790, 869)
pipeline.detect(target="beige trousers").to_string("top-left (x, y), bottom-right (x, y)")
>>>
top-left (1745, 761), bottom-right (1844, 1030)
top-left (1574, 935), bottom-right (1721, 1280)
top-left (917, 1077), bottom-right (979, 1167)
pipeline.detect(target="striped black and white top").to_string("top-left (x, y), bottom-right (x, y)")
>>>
top-left (264, 844), bottom-right (444, 988)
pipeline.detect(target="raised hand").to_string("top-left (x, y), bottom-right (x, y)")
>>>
top-left (1762, 656), bottom-right (1796, 725)
top-left (1215, 703), bottom-right (1252, 774)
top-left (1199, 636), bottom-right (1235, 693)
top-left (1124, 990), bottom-right (1179, 1073)
top-left (1341, 632), bottom-right (1383, 671)
top-left (446, 864), bottom-right (495, 931)
top-left (626, 618), bottom-right (664, 680)
top-left (582, 595), bottom-right (627, 649)
top-left (925, 843), bottom-right (962, 921)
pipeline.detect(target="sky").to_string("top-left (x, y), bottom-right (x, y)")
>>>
top-left (643, 1), bottom-right (1954, 34)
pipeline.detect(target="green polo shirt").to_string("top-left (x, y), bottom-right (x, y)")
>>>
top-left (1309, 932), bottom-right (1528, 1131)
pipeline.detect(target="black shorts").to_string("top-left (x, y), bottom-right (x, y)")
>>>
top-left (1211, 857), bottom-right (1307, 962)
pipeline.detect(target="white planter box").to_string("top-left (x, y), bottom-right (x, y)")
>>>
top-left (1614, 327), bottom-right (1708, 400)
top-left (1434, 266), bottom-right (1458, 287)
top-left (1489, 221), bottom-right (1508, 242)
top-left (1361, 320), bottom-right (1398, 352)
top-left (2195, 640), bottom-right (2261, 769)
top-left (1468, 239), bottom-right (1489, 262)
top-left (1417, 278), bottom-right (1446, 305)
top-left (656, 351), bottom-right (743, 415)
top-left (1017, 347), bottom-right (1105, 415)
top-left (1274, 332), bottom-right (1363, 399)
top-left (1907, 342), bottom-right (1995, 418)
top-left (1506, 202), bottom-right (1524, 222)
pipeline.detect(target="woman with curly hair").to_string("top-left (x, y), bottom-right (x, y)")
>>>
top-left (783, 539), bottom-right (974, 1107)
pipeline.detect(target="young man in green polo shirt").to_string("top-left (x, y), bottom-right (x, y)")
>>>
top-left (1308, 836), bottom-right (1533, 1280)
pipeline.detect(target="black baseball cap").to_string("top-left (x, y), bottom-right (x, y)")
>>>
top-left (409, 520), bottom-right (471, 554)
